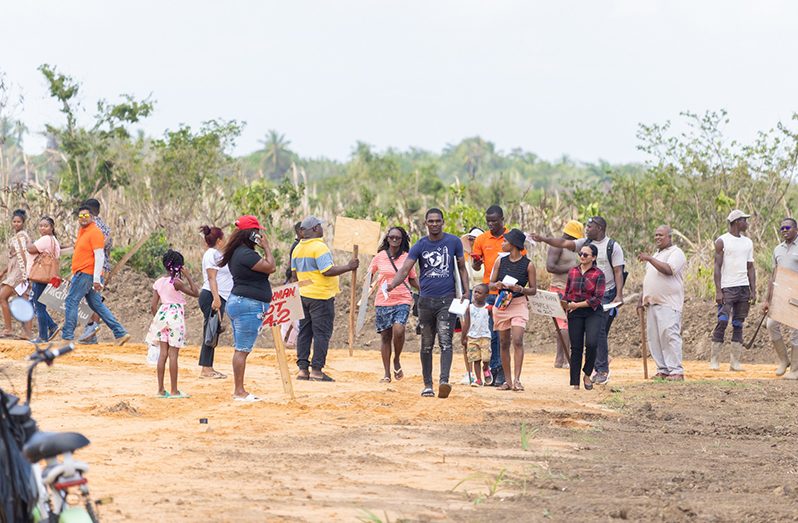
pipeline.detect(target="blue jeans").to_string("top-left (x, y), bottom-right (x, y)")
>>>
top-left (594, 287), bottom-right (617, 374)
top-left (62, 272), bottom-right (127, 340)
top-left (486, 294), bottom-right (501, 372)
top-left (226, 294), bottom-right (270, 353)
top-left (31, 281), bottom-right (57, 341)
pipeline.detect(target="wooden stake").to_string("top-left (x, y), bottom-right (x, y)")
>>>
top-left (271, 325), bottom-right (296, 400)
top-left (637, 307), bottom-right (649, 379)
top-left (551, 317), bottom-right (571, 363)
top-left (349, 244), bottom-right (359, 356)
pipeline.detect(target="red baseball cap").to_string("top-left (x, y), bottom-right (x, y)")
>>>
top-left (235, 215), bottom-right (265, 230)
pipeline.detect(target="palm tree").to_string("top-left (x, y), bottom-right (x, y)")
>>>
top-left (259, 130), bottom-right (292, 179)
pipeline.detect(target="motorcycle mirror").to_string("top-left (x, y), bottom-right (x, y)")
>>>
top-left (10, 298), bottom-right (35, 323)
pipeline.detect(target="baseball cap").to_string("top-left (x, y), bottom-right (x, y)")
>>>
top-left (300, 216), bottom-right (323, 230)
top-left (235, 215), bottom-right (265, 230)
top-left (727, 209), bottom-right (751, 223)
top-left (467, 227), bottom-right (484, 237)
top-left (562, 220), bottom-right (584, 239)
top-left (504, 228), bottom-right (526, 250)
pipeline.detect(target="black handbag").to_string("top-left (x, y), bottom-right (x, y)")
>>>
top-left (204, 310), bottom-right (221, 348)
top-left (387, 253), bottom-right (419, 317)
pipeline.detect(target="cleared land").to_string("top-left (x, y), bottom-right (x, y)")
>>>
top-left (0, 341), bottom-right (795, 522)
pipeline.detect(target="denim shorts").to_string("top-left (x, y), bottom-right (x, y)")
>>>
top-left (375, 304), bottom-right (410, 333)
top-left (226, 294), bottom-right (270, 352)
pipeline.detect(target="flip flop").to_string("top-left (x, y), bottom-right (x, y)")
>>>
top-left (157, 391), bottom-right (170, 398)
top-left (379, 376), bottom-right (391, 383)
top-left (167, 391), bottom-right (191, 399)
top-left (438, 383), bottom-right (452, 399)
top-left (233, 393), bottom-right (262, 402)
top-left (296, 372), bottom-right (310, 381)
top-left (421, 387), bottom-right (434, 397)
top-left (200, 370), bottom-right (227, 379)
top-left (497, 382), bottom-right (512, 391)
top-left (513, 381), bottom-right (525, 392)
top-left (393, 367), bottom-right (404, 381)
top-left (309, 373), bottom-right (335, 382)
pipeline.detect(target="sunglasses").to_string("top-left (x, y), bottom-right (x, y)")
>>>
top-left (578, 252), bottom-right (592, 258)
top-left (77, 213), bottom-right (91, 218)
top-left (387, 235), bottom-right (403, 241)
top-left (781, 225), bottom-right (794, 231)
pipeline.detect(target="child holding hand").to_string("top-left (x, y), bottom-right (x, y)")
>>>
top-left (461, 283), bottom-right (493, 386)
top-left (145, 249), bottom-right (199, 398)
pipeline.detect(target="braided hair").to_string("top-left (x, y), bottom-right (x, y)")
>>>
top-left (162, 249), bottom-right (184, 283)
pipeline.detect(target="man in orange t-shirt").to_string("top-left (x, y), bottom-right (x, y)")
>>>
top-left (61, 205), bottom-right (129, 345)
top-left (471, 205), bottom-right (525, 387)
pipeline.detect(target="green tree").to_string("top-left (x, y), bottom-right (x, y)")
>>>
top-left (39, 64), bottom-right (154, 201)
top-left (259, 129), bottom-right (294, 179)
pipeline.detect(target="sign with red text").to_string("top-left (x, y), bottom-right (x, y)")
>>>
top-left (261, 282), bottom-right (305, 328)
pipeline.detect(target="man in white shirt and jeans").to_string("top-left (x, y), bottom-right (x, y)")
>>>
top-left (532, 216), bottom-right (625, 385)
top-left (638, 225), bottom-right (687, 380)
top-left (712, 209), bottom-right (756, 371)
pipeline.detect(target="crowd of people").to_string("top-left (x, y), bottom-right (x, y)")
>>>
top-left (2, 200), bottom-right (796, 401)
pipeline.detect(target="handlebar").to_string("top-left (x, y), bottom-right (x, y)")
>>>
top-left (26, 342), bottom-right (75, 405)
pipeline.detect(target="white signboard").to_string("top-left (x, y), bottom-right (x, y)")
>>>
top-left (527, 289), bottom-right (567, 320)
top-left (261, 282), bottom-right (305, 328)
top-left (38, 282), bottom-right (93, 326)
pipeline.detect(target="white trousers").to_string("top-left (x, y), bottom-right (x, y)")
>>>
top-left (646, 304), bottom-right (684, 375)
top-left (767, 318), bottom-right (798, 347)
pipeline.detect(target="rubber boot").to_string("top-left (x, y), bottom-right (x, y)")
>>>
top-left (783, 346), bottom-right (798, 380)
top-left (710, 341), bottom-right (722, 371)
top-left (729, 342), bottom-right (744, 372)
top-left (773, 339), bottom-right (790, 376)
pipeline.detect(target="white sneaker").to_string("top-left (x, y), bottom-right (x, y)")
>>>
top-left (78, 322), bottom-right (101, 342)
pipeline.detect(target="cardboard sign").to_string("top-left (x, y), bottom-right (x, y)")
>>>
top-left (332, 216), bottom-right (381, 256)
top-left (770, 266), bottom-right (798, 330)
top-left (261, 282), bottom-right (305, 328)
top-left (38, 282), bottom-right (93, 326)
top-left (527, 289), bottom-right (567, 320)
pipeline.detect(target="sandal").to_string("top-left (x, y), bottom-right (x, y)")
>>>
top-left (421, 387), bottom-right (434, 397)
top-left (393, 367), bottom-right (404, 381)
top-left (583, 375), bottom-right (593, 391)
top-left (498, 382), bottom-right (512, 391)
top-left (513, 381), bottom-right (525, 392)
top-left (379, 376), bottom-right (391, 383)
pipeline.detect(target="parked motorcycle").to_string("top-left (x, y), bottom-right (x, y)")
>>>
top-left (0, 298), bottom-right (98, 522)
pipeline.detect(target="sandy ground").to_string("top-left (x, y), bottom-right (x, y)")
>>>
top-left (0, 340), bottom-right (794, 522)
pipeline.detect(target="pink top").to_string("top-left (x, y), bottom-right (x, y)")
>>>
top-left (368, 251), bottom-right (417, 307)
top-left (153, 276), bottom-right (186, 305)
top-left (30, 235), bottom-right (61, 273)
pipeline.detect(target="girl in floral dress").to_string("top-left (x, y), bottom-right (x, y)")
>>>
top-left (145, 250), bottom-right (199, 398)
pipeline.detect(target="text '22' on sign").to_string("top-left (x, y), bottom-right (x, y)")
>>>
top-left (261, 283), bottom-right (305, 328)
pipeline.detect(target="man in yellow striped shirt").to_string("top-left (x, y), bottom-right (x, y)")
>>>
top-left (291, 216), bottom-right (358, 382)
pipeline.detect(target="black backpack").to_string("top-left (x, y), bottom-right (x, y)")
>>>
top-left (585, 238), bottom-right (629, 284)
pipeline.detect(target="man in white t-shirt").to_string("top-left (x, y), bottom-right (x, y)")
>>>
top-left (711, 209), bottom-right (756, 371)
top-left (638, 225), bottom-right (687, 380)
top-left (532, 216), bottom-right (626, 385)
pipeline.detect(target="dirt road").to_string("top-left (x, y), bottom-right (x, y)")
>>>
top-left (0, 340), bottom-right (794, 522)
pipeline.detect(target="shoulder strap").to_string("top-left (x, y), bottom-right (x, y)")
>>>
top-left (386, 252), bottom-right (412, 293)
top-left (607, 239), bottom-right (615, 270)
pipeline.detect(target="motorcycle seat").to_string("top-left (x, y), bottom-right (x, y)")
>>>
top-left (23, 431), bottom-right (90, 462)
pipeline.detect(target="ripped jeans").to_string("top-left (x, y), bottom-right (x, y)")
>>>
top-left (418, 296), bottom-right (456, 388)
top-left (712, 286), bottom-right (751, 343)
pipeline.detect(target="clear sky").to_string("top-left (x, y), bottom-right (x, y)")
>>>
top-left (2, 0), bottom-right (796, 163)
